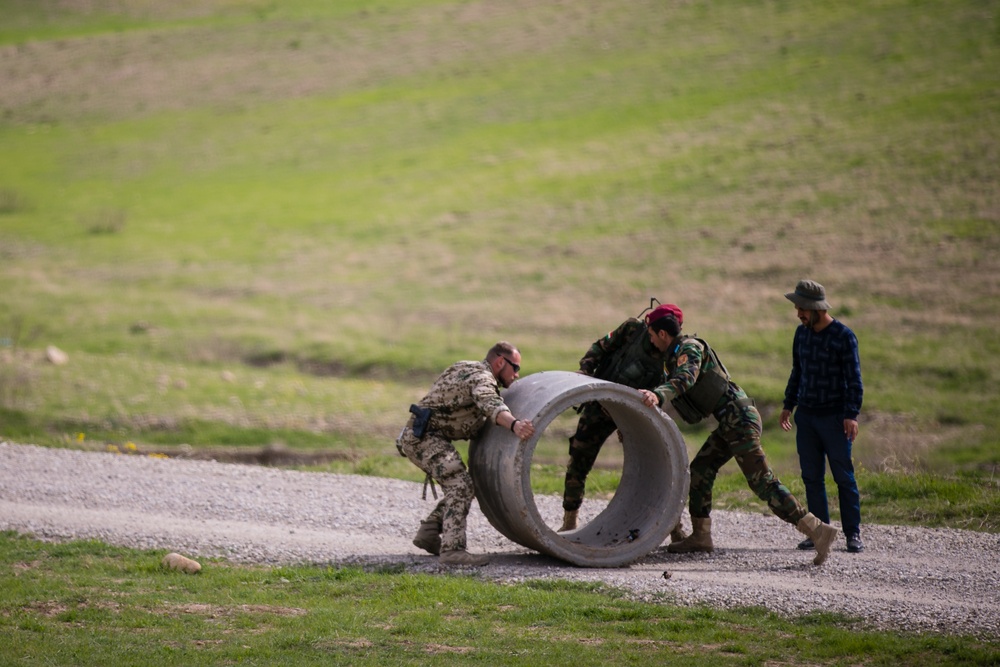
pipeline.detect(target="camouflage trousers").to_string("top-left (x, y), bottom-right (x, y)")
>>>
top-left (562, 401), bottom-right (620, 512)
top-left (397, 426), bottom-right (475, 553)
top-left (689, 401), bottom-right (806, 525)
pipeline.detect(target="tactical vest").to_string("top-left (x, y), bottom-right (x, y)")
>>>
top-left (594, 320), bottom-right (666, 390)
top-left (667, 335), bottom-right (732, 424)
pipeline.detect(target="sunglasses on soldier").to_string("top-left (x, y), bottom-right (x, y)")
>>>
top-left (501, 356), bottom-right (520, 373)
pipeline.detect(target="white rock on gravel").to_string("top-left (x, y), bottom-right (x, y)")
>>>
top-left (1, 441), bottom-right (998, 638)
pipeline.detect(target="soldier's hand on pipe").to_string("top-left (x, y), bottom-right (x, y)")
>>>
top-left (512, 419), bottom-right (535, 440)
top-left (639, 389), bottom-right (659, 408)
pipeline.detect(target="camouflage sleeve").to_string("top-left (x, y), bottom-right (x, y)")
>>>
top-left (468, 366), bottom-right (510, 423)
top-left (419, 361), bottom-right (509, 439)
top-left (579, 319), bottom-right (639, 375)
top-left (652, 338), bottom-right (705, 406)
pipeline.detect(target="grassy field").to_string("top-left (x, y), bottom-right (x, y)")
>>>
top-left (2, 532), bottom-right (997, 666)
top-left (1, 0), bottom-right (999, 532)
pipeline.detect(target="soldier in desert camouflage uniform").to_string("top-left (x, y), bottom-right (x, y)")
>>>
top-left (396, 341), bottom-right (535, 566)
top-left (638, 304), bottom-right (840, 566)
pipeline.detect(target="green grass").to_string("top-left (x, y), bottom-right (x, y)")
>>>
top-left (706, 468), bottom-right (1000, 533)
top-left (2, 0), bottom-right (1000, 531)
top-left (2, 531), bottom-right (997, 666)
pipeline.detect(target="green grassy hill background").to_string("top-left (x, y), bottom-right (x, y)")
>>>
top-left (1, 0), bottom-right (998, 526)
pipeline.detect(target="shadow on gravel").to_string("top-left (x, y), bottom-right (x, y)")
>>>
top-left (77, 442), bottom-right (359, 467)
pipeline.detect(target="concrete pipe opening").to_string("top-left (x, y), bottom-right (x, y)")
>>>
top-left (469, 371), bottom-right (690, 567)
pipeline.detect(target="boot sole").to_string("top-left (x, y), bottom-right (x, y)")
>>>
top-left (812, 526), bottom-right (838, 565)
top-left (666, 545), bottom-right (714, 554)
top-left (413, 538), bottom-right (441, 556)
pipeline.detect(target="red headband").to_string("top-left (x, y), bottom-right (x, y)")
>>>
top-left (645, 303), bottom-right (683, 326)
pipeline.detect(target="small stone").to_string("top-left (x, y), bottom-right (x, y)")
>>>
top-left (46, 345), bottom-right (69, 365)
top-left (162, 552), bottom-right (202, 574)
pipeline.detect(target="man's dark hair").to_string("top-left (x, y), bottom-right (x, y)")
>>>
top-left (649, 316), bottom-right (681, 337)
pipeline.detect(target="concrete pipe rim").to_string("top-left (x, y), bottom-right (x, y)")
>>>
top-left (471, 371), bottom-right (690, 568)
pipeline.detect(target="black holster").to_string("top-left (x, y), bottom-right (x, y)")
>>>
top-left (409, 404), bottom-right (433, 439)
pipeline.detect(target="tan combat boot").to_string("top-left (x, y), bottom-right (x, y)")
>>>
top-left (669, 522), bottom-right (688, 543)
top-left (797, 513), bottom-right (838, 565)
top-left (412, 520), bottom-right (442, 555)
top-left (667, 517), bottom-right (713, 553)
top-left (558, 509), bottom-right (579, 532)
top-left (439, 549), bottom-right (489, 566)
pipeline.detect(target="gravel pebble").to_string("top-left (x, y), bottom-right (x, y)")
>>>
top-left (2, 441), bottom-right (998, 638)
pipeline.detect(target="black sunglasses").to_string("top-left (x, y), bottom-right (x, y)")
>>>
top-left (501, 356), bottom-right (520, 373)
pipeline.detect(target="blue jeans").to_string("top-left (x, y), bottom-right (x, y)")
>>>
top-left (794, 410), bottom-right (861, 536)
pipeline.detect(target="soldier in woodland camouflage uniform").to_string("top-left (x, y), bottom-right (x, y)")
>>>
top-left (638, 304), bottom-right (839, 565)
top-left (558, 313), bottom-right (684, 542)
top-left (396, 341), bottom-right (534, 567)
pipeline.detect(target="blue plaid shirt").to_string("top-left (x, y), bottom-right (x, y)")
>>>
top-left (783, 320), bottom-right (863, 420)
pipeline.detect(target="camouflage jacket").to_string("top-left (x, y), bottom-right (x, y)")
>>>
top-left (579, 318), bottom-right (667, 390)
top-left (652, 336), bottom-right (747, 414)
top-left (416, 360), bottom-right (510, 441)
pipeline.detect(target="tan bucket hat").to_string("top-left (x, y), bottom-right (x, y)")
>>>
top-left (785, 279), bottom-right (831, 310)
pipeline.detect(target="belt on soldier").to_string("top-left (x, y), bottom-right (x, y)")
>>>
top-left (714, 396), bottom-right (756, 420)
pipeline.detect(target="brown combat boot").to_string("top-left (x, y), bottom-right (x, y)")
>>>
top-left (669, 522), bottom-right (688, 543)
top-left (439, 549), bottom-right (489, 566)
top-left (558, 509), bottom-right (579, 532)
top-left (667, 517), bottom-right (713, 553)
top-left (412, 520), bottom-right (442, 555)
top-left (797, 513), bottom-right (838, 565)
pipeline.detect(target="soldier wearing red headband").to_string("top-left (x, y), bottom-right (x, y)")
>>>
top-left (639, 304), bottom-right (839, 565)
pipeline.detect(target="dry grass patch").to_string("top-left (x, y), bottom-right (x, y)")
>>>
top-left (1, 0), bottom-right (651, 125)
top-left (22, 600), bottom-right (69, 618)
top-left (169, 602), bottom-right (307, 618)
top-left (425, 642), bottom-right (474, 654)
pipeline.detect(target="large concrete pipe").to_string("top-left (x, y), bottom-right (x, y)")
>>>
top-left (468, 370), bottom-right (690, 567)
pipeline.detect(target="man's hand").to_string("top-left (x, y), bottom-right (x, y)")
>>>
top-left (844, 418), bottom-right (859, 442)
top-left (779, 409), bottom-right (793, 432)
top-left (512, 419), bottom-right (535, 440)
top-left (639, 389), bottom-right (660, 408)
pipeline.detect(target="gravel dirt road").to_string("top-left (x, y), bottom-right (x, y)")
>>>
top-left (2, 442), bottom-right (998, 638)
